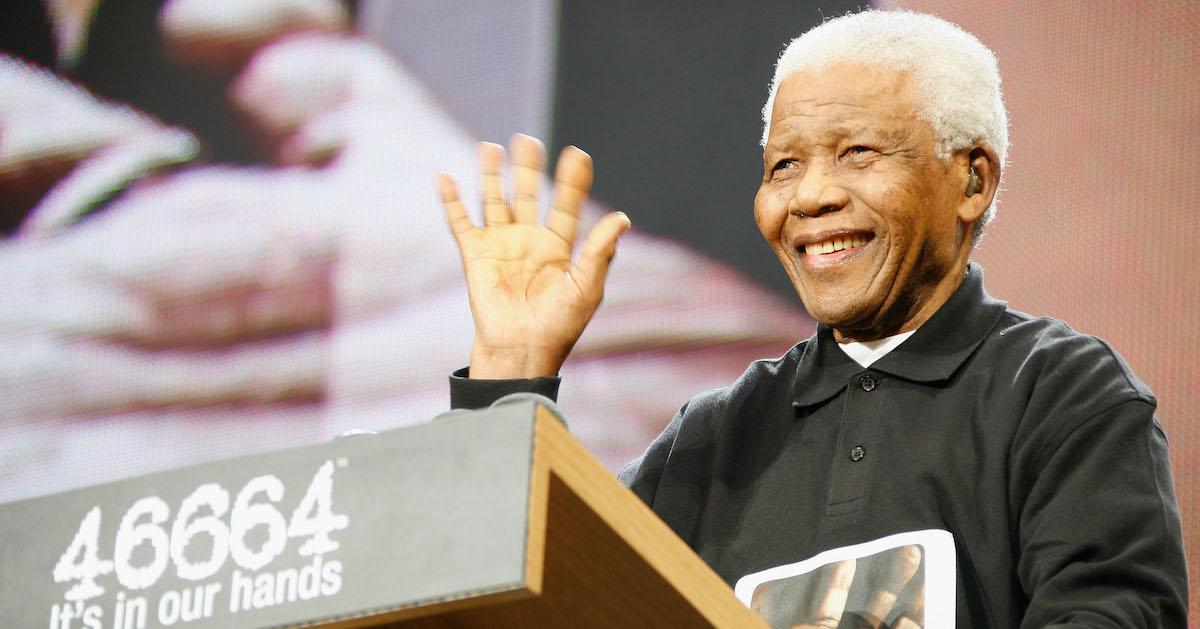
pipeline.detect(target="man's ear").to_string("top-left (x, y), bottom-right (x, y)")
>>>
top-left (957, 143), bottom-right (1001, 224)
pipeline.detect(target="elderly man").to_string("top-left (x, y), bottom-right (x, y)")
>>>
top-left (438, 10), bottom-right (1187, 627)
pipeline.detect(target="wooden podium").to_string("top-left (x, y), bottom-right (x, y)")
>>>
top-left (0, 401), bottom-right (766, 628)
top-left (352, 403), bottom-right (767, 628)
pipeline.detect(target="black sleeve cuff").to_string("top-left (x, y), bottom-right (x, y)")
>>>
top-left (449, 367), bottom-right (561, 410)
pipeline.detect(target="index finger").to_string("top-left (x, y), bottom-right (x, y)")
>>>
top-left (810, 559), bottom-right (856, 623)
top-left (865, 545), bottom-right (922, 626)
top-left (893, 579), bottom-right (925, 629)
top-left (547, 145), bottom-right (593, 244)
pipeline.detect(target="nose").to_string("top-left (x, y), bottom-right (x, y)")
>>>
top-left (788, 160), bottom-right (849, 218)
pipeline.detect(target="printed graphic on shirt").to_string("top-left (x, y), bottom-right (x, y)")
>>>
top-left (734, 529), bottom-right (955, 629)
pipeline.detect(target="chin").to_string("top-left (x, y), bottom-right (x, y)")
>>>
top-left (797, 294), bottom-right (870, 329)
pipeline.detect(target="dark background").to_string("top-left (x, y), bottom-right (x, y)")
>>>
top-left (552, 1), bottom-right (860, 299)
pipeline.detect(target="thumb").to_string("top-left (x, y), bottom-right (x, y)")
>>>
top-left (574, 211), bottom-right (631, 299)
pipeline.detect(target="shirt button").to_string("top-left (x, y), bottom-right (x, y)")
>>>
top-left (860, 375), bottom-right (877, 391)
top-left (850, 445), bottom-right (866, 462)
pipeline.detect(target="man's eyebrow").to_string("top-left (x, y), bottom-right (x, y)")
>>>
top-left (765, 113), bottom-right (914, 154)
top-left (762, 134), bottom-right (803, 159)
top-left (766, 120), bottom-right (852, 149)
top-left (834, 123), bottom-right (913, 145)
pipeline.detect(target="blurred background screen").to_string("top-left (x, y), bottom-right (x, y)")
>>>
top-left (1, 0), bottom-right (1195, 609)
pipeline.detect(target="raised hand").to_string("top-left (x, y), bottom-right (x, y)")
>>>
top-left (437, 135), bottom-right (631, 379)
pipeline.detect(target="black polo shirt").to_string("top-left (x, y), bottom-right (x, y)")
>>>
top-left (450, 263), bottom-right (1187, 627)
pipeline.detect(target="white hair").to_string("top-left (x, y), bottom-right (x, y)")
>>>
top-left (761, 10), bottom-right (1008, 245)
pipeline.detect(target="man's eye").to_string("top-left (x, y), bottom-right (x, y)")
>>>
top-left (772, 159), bottom-right (798, 172)
top-left (849, 146), bottom-right (874, 155)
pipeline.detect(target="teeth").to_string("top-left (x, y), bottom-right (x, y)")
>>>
top-left (805, 235), bottom-right (867, 255)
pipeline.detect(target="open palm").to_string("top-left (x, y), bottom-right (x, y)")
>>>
top-left (437, 135), bottom-right (630, 378)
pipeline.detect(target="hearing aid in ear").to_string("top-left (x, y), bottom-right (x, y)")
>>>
top-left (965, 166), bottom-right (981, 197)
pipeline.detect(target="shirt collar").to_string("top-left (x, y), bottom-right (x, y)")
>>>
top-left (791, 262), bottom-right (1008, 409)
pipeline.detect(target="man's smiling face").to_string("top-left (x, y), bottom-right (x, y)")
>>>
top-left (755, 62), bottom-right (981, 342)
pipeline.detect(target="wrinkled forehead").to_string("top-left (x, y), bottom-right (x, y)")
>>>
top-left (766, 63), bottom-right (926, 144)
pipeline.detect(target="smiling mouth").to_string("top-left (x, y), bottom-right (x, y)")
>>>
top-left (801, 233), bottom-right (871, 255)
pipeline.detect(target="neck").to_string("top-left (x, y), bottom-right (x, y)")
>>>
top-left (831, 260), bottom-right (971, 344)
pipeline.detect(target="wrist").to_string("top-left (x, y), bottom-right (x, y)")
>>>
top-left (468, 344), bottom-right (565, 379)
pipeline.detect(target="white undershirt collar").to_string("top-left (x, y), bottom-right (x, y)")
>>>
top-left (837, 330), bottom-right (916, 369)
